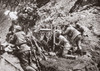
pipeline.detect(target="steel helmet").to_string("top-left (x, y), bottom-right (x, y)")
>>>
top-left (55, 30), bottom-right (62, 37)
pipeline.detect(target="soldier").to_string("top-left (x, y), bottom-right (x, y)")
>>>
top-left (54, 30), bottom-right (72, 57)
top-left (62, 24), bottom-right (82, 55)
top-left (9, 25), bottom-right (37, 71)
top-left (75, 23), bottom-right (88, 36)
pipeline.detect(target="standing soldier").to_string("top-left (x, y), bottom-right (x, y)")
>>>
top-left (62, 24), bottom-right (82, 55)
top-left (9, 25), bottom-right (37, 71)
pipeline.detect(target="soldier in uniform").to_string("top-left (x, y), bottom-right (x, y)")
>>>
top-left (62, 24), bottom-right (82, 55)
top-left (55, 30), bottom-right (72, 57)
top-left (9, 25), bottom-right (37, 71)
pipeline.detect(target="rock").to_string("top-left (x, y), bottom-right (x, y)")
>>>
top-left (73, 63), bottom-right (86, 70)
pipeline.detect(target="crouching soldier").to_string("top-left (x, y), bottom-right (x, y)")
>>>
top-left (9, 25), bottom-right (37, 71)
top-left (54, 30), bottom-right (72, 57)
top-left (62, 24), bottom-right (82, 55)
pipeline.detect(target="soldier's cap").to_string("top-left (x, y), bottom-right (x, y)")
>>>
top-left (55, 29), bottom-right (62, 33)
top-left (55, 30), bottom-right (62, 36)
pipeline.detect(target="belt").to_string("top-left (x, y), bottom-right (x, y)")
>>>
top-left (15, 42), bottom-right (27, 46)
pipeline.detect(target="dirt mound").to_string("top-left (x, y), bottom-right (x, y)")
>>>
top-left (40, 55), bottom-right (99, 71)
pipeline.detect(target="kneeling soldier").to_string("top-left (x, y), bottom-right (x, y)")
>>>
top-left (55, 30), bottom-right (72, 57)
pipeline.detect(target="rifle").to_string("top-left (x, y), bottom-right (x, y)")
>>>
top-left (29, 39), bottom-right (41, 71)
top-left (28, 29), bottom-right (47, 59)
top-left (28, 29), bottom-right (42, 71)
top-left (53, 25), bottom-right (56, 51)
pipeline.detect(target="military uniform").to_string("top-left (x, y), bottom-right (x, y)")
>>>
top-left (62, 25), bottom-right (82, 53)
top-left (10, 26), bottom-right (37, 71)
top-left (58, 35), bottom-right (71, 56)
top-left (55, 30), bottom-right (71, 56)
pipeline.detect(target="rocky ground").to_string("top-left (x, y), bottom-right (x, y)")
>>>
top-left (0, 9), bottom-right (11, 42)
top-left (0, 0), bottom-right (100, 71)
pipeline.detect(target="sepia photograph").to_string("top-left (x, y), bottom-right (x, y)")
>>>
top-left (0, 0), bottom-right (100, 71)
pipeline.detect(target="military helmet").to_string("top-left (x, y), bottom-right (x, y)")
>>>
top-left (55, 30), bottom-right (62, 37)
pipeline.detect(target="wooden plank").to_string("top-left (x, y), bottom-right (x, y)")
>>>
top-left (40, 29), bottom-right (51, 31)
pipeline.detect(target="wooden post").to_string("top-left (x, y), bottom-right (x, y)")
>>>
top-left (53, 25), bottom-right (56, 51)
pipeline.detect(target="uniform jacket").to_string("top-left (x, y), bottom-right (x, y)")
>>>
top-left (63, 26), bottom-right (81, 40)
top-left (10, 31), bottom-right (30, 53)
top-left (58, 35), bottom-right (69, 45)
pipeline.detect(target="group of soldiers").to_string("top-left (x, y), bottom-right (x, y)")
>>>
top-left (0, 0), bottom-right (88, 71)
top-left (4, 21), bottom-right (40, 71)
top-left (0, 19), bottom-right (87, 71)
top-left (0, 0), bottom-right (96, 71)
top-left (48, 24), bottom-right (84, 57)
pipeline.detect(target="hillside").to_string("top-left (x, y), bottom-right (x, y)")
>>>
top-left (0, 0), bottom-right (100, 71)
top-left (35, 0), bottom-right (100, 71)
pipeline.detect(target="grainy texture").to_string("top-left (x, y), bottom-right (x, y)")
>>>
top-left (0, 0), bottom-right (100, 71)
